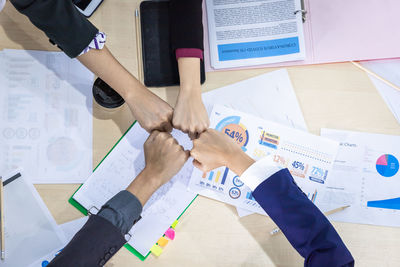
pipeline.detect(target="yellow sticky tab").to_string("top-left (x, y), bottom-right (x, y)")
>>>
top-left (157, 236), bottom-right (169, 247)
top-left (171, 220), bottom-right (178, 229)
top-left (150, 244), bottom-right (163, 257)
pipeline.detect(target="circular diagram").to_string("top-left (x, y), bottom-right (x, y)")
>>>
top-left (376, 154), bottom-right (399, 177)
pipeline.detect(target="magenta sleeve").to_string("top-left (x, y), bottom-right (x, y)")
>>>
top-left (175, 48), bottom-right (203, 61)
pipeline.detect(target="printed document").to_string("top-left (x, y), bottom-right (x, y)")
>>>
top-left (206, 0), bottom-right (306, 69)
top-left (0, 49), bottom-right (93, 183)
top-left (319, 129), bottom-right (400, 227)
top-left (202, 69), bottom-right (308, 216)
top-left (188, 105), bottom-right (338, 215)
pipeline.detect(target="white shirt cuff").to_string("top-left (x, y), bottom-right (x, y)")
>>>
top-left (240, 155), bottom-right (283, 191)
top-left (78, 31), bottom-right (107, 56)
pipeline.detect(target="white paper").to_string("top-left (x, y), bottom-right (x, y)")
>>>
top-left (188, 105), bottom-right (339, 215)
top-left (203, 69), bottom-right (308, 131)
top-left (73, 123), bottom-right (196, 257)
top-left (360, 59), bottom-right (400, 124)
top-left (0, 49), bottom-right (93, 183)
top-left (0, 169), bottom-right (66, 267)
top-left (319, 128), bottom-right (400, 227)
top-left (206, 0), bottom-right (306, 69)
top-left (30, 217), bottom-right (89, 267)
top-left (202, 69), bottom-right (308, 216)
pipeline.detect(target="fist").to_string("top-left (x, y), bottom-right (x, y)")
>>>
top-left (190, 129), bottom-right (255, 175)
top-left (143, 131), bottom-right (189, 185)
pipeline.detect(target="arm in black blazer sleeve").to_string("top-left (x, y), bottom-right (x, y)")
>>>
top-left (48, 215), bottom-right (126, 267)
top-left (169, 0), bottom-right (204, 50)
top-left (48, 191), bottom-right (142, 267)
top-left (9, 0), bottom-right (98, 58)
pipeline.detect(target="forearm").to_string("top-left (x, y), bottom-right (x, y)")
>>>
top-left (177, 57), bottom-right (201, 93)
top-left (77, 46), bottom-right (144, 100)
top-left (126, 168), bottom-right (162, 206)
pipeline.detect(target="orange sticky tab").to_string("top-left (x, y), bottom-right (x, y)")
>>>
top-left (150, 244), bottom-right (163, 257)
top-left (157, 236), bottom-right (169, 247)
top-left (164, 228), bottom-right (175, 240)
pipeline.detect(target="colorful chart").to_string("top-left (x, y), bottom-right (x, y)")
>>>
top-left (215, 116), bottom-right (249, 151)
top-left (206, 170), bottom-right (224, 184)
top-left (376, 154), bottom-right (399, 177)
top-left (367, 197), bottom-right (400, 210)
top-left (246, 192), bottom-right (255, 200)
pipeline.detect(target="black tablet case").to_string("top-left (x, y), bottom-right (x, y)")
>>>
top-left (140, 0), bottom-right (206, 87)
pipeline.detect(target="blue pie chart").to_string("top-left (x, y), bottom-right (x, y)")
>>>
top-left (376, 154), bottom-right (399, 177)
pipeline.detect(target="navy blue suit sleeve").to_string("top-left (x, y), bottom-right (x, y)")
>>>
top-left (252, 169), bottom-right (354, 267)
top-left (48, 215), bottom-right (126, 267)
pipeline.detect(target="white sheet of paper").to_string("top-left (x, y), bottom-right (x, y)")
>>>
top-left (30, 217), bottom-right (89, 267)
top-left (202, 69), bottom-right (308, 216)
top-left (188, 105), bottom-right (339, 215)
top-left (206, 0), bottom-right (306, 69)
top-left (0, 49), bottom-right (93, 183)
top-left (1, 169), bottom-right (66, 267)
top-left (73, 123), bottom-right (196, 257)
top-left (202, 69), bottom-right (308, 131)
top-left (319, 128), bottom-right (400, 227)
top-left (359, 58), bottom-right (400, 124)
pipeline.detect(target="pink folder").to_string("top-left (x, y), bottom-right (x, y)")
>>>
top-left (203, 0), bottom-right (400, 72)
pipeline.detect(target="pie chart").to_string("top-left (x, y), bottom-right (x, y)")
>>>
top-left (376, 154), bottom-right (399, 177)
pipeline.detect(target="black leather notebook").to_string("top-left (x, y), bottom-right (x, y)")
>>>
top-left (140, 0), bottom-right (206, 87)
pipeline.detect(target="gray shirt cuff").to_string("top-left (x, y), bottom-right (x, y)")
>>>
top-left (98, 190), bottom-right (143, 235)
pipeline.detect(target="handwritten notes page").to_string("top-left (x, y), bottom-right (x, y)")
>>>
top-left (73, 123), bottom-right (196, 257)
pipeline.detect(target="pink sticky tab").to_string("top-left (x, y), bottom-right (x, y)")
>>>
top-left (164, 228), bottom-right (175, 240)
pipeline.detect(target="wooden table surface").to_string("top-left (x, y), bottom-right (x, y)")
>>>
top-left (1, 0), bottom-right (400, 266)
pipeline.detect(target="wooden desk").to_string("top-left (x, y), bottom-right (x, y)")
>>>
top-left (1, 1), bottom-right (400, 266)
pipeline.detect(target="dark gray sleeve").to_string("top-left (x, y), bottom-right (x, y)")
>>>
top-left (98, 190), bottom-right (143, 235)
top-left (10, 0), bottom-right (98, 58)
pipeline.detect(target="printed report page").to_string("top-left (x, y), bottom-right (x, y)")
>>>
top-left (206, 0), bottom-right (306, 69)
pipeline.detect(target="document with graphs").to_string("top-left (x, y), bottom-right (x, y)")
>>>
top-left (188, 105), bottom-right (338, 214)
top-left (319, 129), bottom-right (400, 227)
top-left (206, 0), bottom-right (306, 69)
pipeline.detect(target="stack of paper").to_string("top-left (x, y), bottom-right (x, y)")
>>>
top-left (0, 49), bottom-right (93, 183)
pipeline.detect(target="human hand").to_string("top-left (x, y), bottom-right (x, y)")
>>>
top-left (125, 85), bottom-right (173, 133)
top-left (143, 130), bottom-right (190, 183)
top-left (191, 129), bottom-right (255, 176)
top-left (127, 131), bottom-right (190, 205)
top-left (172, 86), bottom-right (209, 139)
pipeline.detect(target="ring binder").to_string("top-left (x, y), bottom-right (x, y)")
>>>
top-left (294, 0), bottom-right (307, 23)
top-left (88, 206), bottom-right (99, 216)
top-left (124, 233), bottom-right (132, 242)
